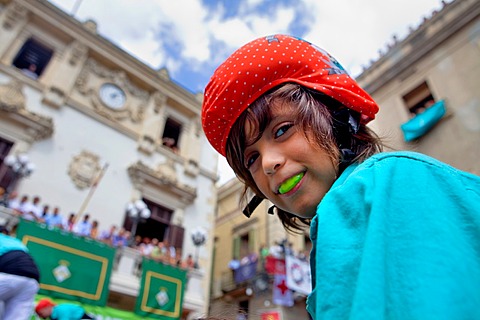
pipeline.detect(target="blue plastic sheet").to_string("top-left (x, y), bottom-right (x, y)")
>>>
top-left (400, 100), bottom-right (446, 142)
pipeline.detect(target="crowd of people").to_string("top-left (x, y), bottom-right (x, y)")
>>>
top-left (134, 236), bottom-right (196, 270)
top-left (0, 191), bottom-right (132, 246)
top-left (0, 191), bottom-right (197, 270)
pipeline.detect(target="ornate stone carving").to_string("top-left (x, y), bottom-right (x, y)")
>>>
top-left (0, 80), bottom-right (54, 141)
top-left (157, 68), bottom-right (170, 81)
top-left (2, 2), bottom-right (27, 30)
top-left (153, 91), bottom-right (167, 113)
top-left (82, 19), bottom-right (98, 33)
top-left (0, 79), bottom-right (25, 111)
top-left (68, 151), bottom-right (102, 190)
top-left (75, 59), bottom-right (149, 123)
top-left (138, 135), bottom-right (155, 155)
top-left (69, 41), bottom-right (88, 66)
top-left (156, 158), bottom-right (177, 183)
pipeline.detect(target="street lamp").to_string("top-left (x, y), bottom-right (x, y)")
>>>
top-left (191, 227), bottom-right (207, 268)
top-left (126, 199), bottom-right (151, 243)
top-left (1, 153), bottom-right (35, 205)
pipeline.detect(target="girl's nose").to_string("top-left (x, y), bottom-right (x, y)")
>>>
top-left (262, 151), bottom-right (284, 175)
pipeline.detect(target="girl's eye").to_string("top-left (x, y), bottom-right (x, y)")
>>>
top-left (274, 123), bottom-right (293, 138)
top-left (245, 153), bottom-right (258, 169)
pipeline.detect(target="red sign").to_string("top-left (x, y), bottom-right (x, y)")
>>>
top-left (261, 310), bottom-right (281, 320)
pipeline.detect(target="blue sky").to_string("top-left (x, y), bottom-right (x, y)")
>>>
top-left (48, 0), bottom-right (450, 184)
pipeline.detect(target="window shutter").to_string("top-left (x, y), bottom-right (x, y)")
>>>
top-left (248, 229), bottom-right (255, 253)
top-left (233, 236), bottom-right (240, 259)
top-left (166, 225), bottom-right (185, 249)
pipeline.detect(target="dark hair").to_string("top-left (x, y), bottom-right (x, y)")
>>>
top-left (226, 83), bottom-right (383, 233)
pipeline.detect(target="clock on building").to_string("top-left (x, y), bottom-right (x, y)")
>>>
top-left (99, 83), bottom-right (126, 109)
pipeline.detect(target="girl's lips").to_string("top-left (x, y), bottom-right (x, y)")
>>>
top-left (278, 172), bottom-right (305, 194)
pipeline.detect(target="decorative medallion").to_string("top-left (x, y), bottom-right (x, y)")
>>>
top-left (68, 150), bottom-right (101, 189)
top-left (53, 260), bottom-right (71, 283)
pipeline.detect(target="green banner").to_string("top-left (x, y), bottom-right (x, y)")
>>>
top-left (135, 258), bottom-right (187, 320)
top-left (31, 294), bottom-right (158, 320)
top-left (16, 220), bottom-right (115, 306)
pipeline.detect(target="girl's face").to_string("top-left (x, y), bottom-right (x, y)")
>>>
top-left (244, 102), bottom-right (338, 218)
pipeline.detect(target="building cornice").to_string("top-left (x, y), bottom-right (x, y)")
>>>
top-left (19, 0), bottom-right (202, 114)
top-left (128, 160), bottom-right (197, 204)
top-left (357, 0), bottom-right (480, 94)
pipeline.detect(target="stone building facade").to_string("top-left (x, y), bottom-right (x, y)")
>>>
top-left (0, 0), bottom-right (218, 317)
top-left (357, 0), bottom-right (480, 175)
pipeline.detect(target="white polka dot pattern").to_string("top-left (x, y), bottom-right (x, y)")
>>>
top-left (202, 34), bottom-right (379, 156)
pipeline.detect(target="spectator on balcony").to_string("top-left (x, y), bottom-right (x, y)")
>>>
top-left (39, 205), bottom-right (50, 224)
top-left (181, 254), bottom-right (195, 270)
top-left (21, 63), bottom-right (39, 80)
top-left (89, 220), bottom-right (99, 239)
top-left (2, 191), bottom-right (15, 208)
top-left (0, 231), bottom-right (40, 320)
top-left (162, 137), bottom-right (179, 153)
top-left (11, 194), bottom-right (26, 214)
top-left (163, 240), bottom-right (176, 264)
top-left (124, 231), bottom-right (132, 246)
top-left (131, 235), bottom-right (142, 248)
top-left (112, 228), bottom-right (129, 248)
top-left (73, 214), bottom-right (92, 237)
top-left (62, 213), bottom-right (76, 232)
top-left (9, 193), bottom-right (26, 214)
top-left (45, 207), bottom-right (63, 230)
top-left (174, 247), bottom-right (183, 267)
top-left (99, 225), bottom-right (117, 245)
top-left (151, 240), bottom-right (166, 262)
top-left (139, 237), bottom-right (154, 256)
top-left (19, 195), bottom-right (42, 222)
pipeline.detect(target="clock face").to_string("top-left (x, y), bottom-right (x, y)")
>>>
top-left (99, 83), bottom-right (126, 109)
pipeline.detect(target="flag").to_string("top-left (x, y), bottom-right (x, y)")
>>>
top-left (272, 274), bottom-right (293, 307)
top-left (16, 220), bottom-right (115, 306)
top-left (265, 256), bottom-right (285, 275)
top-left (285, 255), bottom-right (312, 295)
top-left (135, 258), bottom-right (187, 320)
top-left (234, 260), bottom-right (257, 283)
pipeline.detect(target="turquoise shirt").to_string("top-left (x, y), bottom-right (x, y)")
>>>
top-left (0, 233), bottom-right (28, 256)
top-left (306, 151), bottom-right (480, 319)
top-left (51, 304), bottom-right (86, 320)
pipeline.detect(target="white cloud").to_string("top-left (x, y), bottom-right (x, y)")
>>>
top-left (301, 0), bottom-right (444, 76)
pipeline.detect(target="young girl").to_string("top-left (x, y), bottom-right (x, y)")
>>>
top-left (202, 34), bottom-right (480, 319)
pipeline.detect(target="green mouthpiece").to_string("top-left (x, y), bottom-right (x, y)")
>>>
top-left (278, 173), bottom-right (304, 194)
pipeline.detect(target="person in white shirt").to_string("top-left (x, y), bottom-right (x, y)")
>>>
top-left (21, 196), bottom-right (42, 222)
top-left (73, 214), bottom-right (92, 237)
top-left (45, 207), bottom-right (63, 229)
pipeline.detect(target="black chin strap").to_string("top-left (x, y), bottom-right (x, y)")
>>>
top-left (242, 196), bottom-right (263, 218)
top-left (334, 108), bottom-right (360, 173)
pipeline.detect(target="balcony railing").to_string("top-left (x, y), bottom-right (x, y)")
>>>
top-left (0, 206), bottom-right (206, 313)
